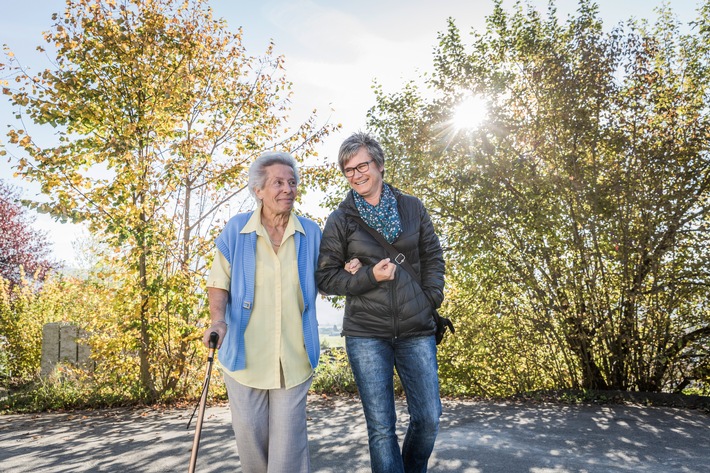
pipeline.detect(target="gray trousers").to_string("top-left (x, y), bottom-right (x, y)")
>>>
top-left (223, 373), bottom-right (312, 473)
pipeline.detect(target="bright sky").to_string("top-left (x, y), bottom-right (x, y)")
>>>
top-left (0, 0), bottom-right (700, 270)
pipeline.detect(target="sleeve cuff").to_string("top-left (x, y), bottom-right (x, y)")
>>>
top-left (207, 251), bottom-right (231, 290)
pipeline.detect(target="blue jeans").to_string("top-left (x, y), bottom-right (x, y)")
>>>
top-left (346, 335), bottom-right (441, 473)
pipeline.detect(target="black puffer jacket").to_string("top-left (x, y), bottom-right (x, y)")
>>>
top-left (316, 185), bottom-right (445, 338)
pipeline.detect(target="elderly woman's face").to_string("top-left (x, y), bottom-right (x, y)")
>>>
top-left (255, 164), bottom-right (298, 215)
top-left (343, 147), bottom-right (383, 200)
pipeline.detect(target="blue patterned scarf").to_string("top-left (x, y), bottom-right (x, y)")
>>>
top-left (353, 184), bottom-right (402, 243)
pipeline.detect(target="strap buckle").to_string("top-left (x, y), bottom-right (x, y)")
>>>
top-left (394, 253), bottom-right (406, 264)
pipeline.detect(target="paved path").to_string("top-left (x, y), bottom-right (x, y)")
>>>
top-left (1, 395), bottom-right (708, 472)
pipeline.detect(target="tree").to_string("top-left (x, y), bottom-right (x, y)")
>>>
top-left (2, 0), bottom-right (337, 399)
top-left (0, 180), bottom-right (56, 288)
top-left (367, 0), bottom-right (710, 394)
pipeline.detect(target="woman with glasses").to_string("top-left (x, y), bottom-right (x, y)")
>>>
top-left (316, 132), bottom-right (445, 473)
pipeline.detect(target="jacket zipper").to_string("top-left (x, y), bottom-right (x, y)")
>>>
top-left (391, 279), bottom-right (400, 338)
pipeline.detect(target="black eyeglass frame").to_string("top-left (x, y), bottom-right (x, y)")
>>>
top-left (343, 159), bottom-right (375, 177)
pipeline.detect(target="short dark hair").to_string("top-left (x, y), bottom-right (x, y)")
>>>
top-left (337, 132), bottom-right (385, 174)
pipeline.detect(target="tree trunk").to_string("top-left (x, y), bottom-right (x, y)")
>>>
top-left (139, 209), bottom-right (156, 400)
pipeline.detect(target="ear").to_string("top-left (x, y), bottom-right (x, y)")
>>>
top-left (254, 186), bottom-right (264, 201)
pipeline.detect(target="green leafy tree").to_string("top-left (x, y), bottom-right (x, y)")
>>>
top-left (368, 0), bottom-right (710, 394)
top-left (2, 0), bottom-right (336, 399)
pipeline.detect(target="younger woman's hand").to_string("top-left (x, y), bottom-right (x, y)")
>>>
top-left (372, 258), bottom-right (396, 282)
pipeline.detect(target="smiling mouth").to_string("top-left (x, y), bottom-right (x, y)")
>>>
top-left (354, 178), bottom-right (367, 185)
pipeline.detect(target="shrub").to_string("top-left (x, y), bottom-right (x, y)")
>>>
top-left (312, 348), bottom-right (358, 394)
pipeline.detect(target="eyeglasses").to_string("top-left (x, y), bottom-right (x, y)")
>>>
top-left (343, 159), bottom-right (375, 178)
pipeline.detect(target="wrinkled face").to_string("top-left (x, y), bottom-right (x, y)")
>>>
top-left (344, 147), bottom-right (384, 202)
top-left (255, 164), bottom-right (298, 216)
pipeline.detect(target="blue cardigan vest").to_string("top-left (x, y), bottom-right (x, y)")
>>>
top-left (214, 211), bottom-right (322, 372)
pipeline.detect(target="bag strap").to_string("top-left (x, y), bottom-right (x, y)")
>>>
top-left (351, 214), bottom-right (454, 340)
top-left (350, 214), bottom-right (421, 286)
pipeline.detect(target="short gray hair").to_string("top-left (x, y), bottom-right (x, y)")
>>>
top-left (337, 132), bottom-right (385, 174)
top-left (248, 151), bottom-right (300, 201)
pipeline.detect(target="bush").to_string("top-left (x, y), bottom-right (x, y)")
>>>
top-left (0, 362), bottom-right (131, 413)
top-left (0, 335), bottom-right (9, 381)
top-left (0, 275), bottom-right (47, 384)
top-left (312, 348), bottom-right (358, 394)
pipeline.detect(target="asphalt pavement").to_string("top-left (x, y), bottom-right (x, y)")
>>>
top-left (1, 394), bottom-right (708, 472)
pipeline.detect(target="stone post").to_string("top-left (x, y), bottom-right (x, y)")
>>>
top-left (40, 322), bottom-right (92, 377)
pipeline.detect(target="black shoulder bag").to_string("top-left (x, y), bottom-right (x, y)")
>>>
top-left (350, 215), bottom-right (454, 345)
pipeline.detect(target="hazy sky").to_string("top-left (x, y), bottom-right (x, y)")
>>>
top-left (0, 0), bottom-right (701, 268)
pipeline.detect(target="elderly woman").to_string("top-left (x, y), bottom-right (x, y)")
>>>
top-left (316, 132), bottom-right (446, 473)
top-left (203, 151), bottom-right (321, 473)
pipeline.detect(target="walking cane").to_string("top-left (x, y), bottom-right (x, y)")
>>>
top-left (187, 331), bottom-right (219, 473)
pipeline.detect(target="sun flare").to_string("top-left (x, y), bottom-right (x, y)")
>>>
top-left (453, 95), bottom-right (488, 130)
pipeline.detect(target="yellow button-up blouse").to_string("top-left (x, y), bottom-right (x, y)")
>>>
top-left (207, 209), bottom-right (313, 389)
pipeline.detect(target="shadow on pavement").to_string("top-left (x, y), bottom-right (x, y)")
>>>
top-left (1, 395), bottom-right (708, 472)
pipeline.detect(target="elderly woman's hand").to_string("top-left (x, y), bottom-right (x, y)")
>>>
top-left (203, 320), bottom-right (227, 349)
top-left (345, 258), bottom-right (362, 274)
